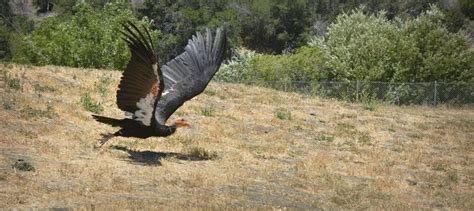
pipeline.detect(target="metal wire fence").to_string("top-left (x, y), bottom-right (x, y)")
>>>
top-left (233, 80), bottom-right (474, 106)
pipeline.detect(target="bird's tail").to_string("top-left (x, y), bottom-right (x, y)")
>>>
top-left (92, 115), bottom-right (124, 127)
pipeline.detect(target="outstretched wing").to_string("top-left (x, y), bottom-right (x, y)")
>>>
top-left (116, 21), bottom-right (163, 126)
top-left (154, 27), bottom-right (227, 124)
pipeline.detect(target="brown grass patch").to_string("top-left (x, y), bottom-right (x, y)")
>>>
top-left (0, 64), bottom-right (473, 209)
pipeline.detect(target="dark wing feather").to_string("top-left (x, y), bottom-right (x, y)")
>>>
top-left (154, 28), bottom-right (227, 124)
top-left (116, 21), bottom-right (162, 126)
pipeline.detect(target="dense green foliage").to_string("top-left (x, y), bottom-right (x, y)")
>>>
top-left (216, 46), bottom-right (326, 84)
top-left (459, 0), bottom-right (474, 19)
top-left (0, 20), bottom-right (10, 59)
top-left (238, 0), bottom-right (313, 54)
top-left (1, 0), bottom-right (14, 59)
top-left (138, 0), bottom-right (244, 62)
top-left (310, 9), bottom-right (399, 82)
top-left (0, 0), bottom-right (12, 19)
top-left (137, 0), bottom-right (472, 60)
top-left (12, 2), bottom-right (158, 69)
top-left (214, 5), bottom-right (473, 104)
top-left (311, 6), bottom-right (473, 83)
top-left (0, 0), bottom-right (34, 60)
top-left (214, 48), bottom-right (261, 82)
top-left (396, 7), bottom-right (473, 82)
top-left (1, 0), bottom-right (473, 90)
top-left (250, 47), bottom-right (325, 82)
top-left (219, 6), bottom-right (472, 84)
top-left (33, 0), bottom-right (113, 14)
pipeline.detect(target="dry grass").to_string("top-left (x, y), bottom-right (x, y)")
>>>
top-left (0, 63), bottom-right (473, 209)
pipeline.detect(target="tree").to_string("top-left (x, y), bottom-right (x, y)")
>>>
top-left (459, 0), bottom-right (474, 20)
top-left (0, 0), bottom-right (13, 19)
top-left (13, 1), bottom-right (159, 69)
top-left (0, 20), bottom-right (10, 59)
top-left (310, 9), bottom-right (401, 81)
top-left (395, 5), bottom-right (473, 82)
top-left (0, 0), bottom-right (34, 60)
top-left (139, 0), bottom-right (240, 62)
top-left (239, 0), bottom-right (314, 54)
top-left (0, 0), bottom-right (12, 59)
top-left (33, 0), bottom-right (54, 13)
top-left (33, 0), bottom-right (118, 14)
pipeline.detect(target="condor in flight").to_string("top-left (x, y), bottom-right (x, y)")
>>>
top-left (93, 22), bottom-right (226, 139)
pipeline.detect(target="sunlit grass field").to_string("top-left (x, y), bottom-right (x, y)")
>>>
top-left (0, 64), bottom-right (472, 209)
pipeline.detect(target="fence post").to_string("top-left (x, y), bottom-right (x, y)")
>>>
top-left (356, 80), bottom-right (359, 102)
top-left (433, 81), bottom-right (438, 106)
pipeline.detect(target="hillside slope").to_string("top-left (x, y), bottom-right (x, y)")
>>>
top-left (0, 64), bottom-right (473, 209)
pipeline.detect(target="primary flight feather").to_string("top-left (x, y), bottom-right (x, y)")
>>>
top-left (93, 21), bottom-right (227, 140)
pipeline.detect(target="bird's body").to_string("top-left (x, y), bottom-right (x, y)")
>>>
top-left (93, 22), bottom-right (226, 141)
top-left (92, 115), bottom-right (177, 138)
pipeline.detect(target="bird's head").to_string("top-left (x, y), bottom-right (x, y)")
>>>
top-left (174, 117), bottom-right (190, 128)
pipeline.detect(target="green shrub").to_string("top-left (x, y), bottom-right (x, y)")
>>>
top-left (7, 77), bottom-right (21, 91)
top-left (184, 147), bottom-right (219, 161)
top-left (214, 45), bottom-right (324, 89)
top-left (80, 93), bottom-right (103, 114)
top-left (96, 74), bottom-right (113, 98)
top-left (310, 6), bottom-right (474, 83)
top-left (201, 106), bottom-right (216, 117)
top-left (393, 6), bottom-right (474, 83)
top-left (360, 97), bottom-right (381, 111)
top-left (13, 1), bottom-right (159, 70)
top-left (317, 134), bottom-right (335, 142)
top-left (250, 46), bottom-right (325, 83)
top-left (275, 108), bottom-right (292, 120)
top-left (215, 48), bottom-right (261, 82)
top-left (12, 159), bottom-right (35, 172)
top-left (1, 97), bottom-right (15, 110)
top-left (309, 9), bottom-right (402, 81)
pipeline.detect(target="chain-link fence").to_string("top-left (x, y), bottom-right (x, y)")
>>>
top-left (233, 80), bottom-right (474, 106)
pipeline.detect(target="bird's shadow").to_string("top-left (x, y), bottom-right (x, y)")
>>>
top-left (110, 145), bottom-right (213, 166)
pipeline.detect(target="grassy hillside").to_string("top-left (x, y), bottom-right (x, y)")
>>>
top-left (0, 64), bottom-right (473, 209)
